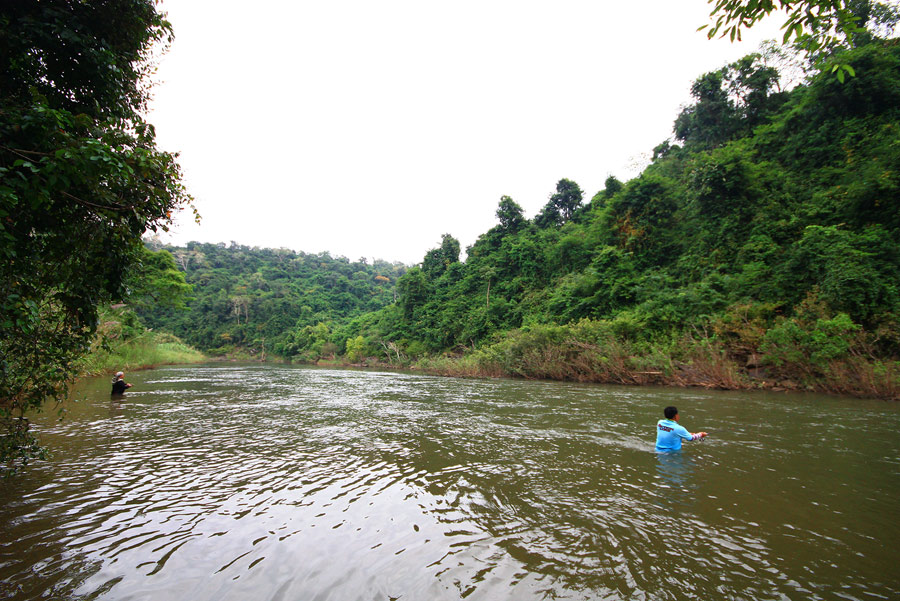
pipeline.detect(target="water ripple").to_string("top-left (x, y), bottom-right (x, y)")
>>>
top-left (0, 365), bottom-right (898, 600)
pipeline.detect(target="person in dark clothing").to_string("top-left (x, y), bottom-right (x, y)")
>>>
top-left (111, 371), bottom-right (132, 395)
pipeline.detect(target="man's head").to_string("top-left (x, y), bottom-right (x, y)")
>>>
top-left (664, 406), bottom-right (678, 420)
top-left (116, 371), bottom-right (124, 379)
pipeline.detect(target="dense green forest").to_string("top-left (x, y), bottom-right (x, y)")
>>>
top-left (392, 41), bottom-right (900, 350)
top-left (144, 39), bottom-right (900, 399)
top-left (138, 242), bottom-right (406, 361)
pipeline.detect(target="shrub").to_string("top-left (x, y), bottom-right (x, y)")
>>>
top-left (761, 311), bottom-right (861, 375)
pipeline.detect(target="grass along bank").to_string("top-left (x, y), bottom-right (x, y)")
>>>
top-left (410, 315), bottom-right (900, 401)
top-left (77, 307), bottom-right (205, 376)
top-left (78, 330), bottom-right (206, 376)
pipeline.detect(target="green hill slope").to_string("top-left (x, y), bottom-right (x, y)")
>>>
top-left (138, 242), bottom-right (406, 361)
top-left (349, 41), bottom-right (900, 397)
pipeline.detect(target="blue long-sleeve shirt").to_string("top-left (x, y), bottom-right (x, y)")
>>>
top-left (655, 418), bottom-right (700, 451)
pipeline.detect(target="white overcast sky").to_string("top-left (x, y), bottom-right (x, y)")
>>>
top-left (148, 0), bottom-right (785, 265)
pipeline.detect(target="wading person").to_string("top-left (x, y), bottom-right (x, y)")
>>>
top-left (111, 371), bottom-right (132, 395)
top-left (655, 406), bottom-right (707, 451)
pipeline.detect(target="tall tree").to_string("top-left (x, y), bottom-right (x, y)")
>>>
top-left (535, 179), bottom-right (584, 228)
top-left (675, 54), bottom-right (785, 150)
top-left (496, 195), bottom-right (526, 233)
top-left (550, 178), bottom-right (584, 222)
top-left (674, 69), bottom-right (739, 150)
top-left (422, 234), bottom-right (461, 279)
top-left (0, 1), bottom-right (193, 467)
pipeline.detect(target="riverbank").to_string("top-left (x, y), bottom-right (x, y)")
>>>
top-left (411, 351), bottom-right (900, 401)
top-left (192, 315), bottom-right (900, 401)
top-left (326, 321), bottom-right (900, 401)
top-left (78, 331), bottom-right (206, 377)
top-left (202, 341), bottom-right (900, 400)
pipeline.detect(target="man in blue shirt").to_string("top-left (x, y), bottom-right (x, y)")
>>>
top-left (656, 406), bottom-right (707, 451)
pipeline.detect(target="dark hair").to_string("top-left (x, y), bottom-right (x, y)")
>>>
top-left (664, 406), bottom-right (678, 420)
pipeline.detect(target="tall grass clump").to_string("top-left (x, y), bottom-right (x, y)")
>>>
top-left (79, 331), bottom-right (205, 375)
top-left (78, 308), bottom-right (205, 375)
top-left (417, 319), bottom-right (677, 384)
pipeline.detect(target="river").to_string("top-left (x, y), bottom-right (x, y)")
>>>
top-left (1, 364), bottom-right (898, 600)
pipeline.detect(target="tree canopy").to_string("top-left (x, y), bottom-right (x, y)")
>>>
top-left (704, 0), bottom-right (891, 47)
top-left (0, 1), bottom-right (193, 467)
top-left (704, 1), bottom-right (900, 79)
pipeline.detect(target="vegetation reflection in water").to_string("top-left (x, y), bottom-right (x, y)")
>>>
top-left (0, 364), bottom-right (898, 601)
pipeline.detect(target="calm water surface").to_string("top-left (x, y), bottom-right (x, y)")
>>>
top-left (1, 364), bottom-right (898, 600)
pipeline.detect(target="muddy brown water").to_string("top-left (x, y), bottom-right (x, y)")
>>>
top-left (1, 364), bottom-right (898, 600)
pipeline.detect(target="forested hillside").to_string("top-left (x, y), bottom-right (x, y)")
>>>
top-left (138, 242), bottom-right (406, 360)
top-left (344, 40), bottom-right (900, 397)
top-left (388, 41), bottom-right (899, 344)
top-left (144, 39), bottom-right (900, 398)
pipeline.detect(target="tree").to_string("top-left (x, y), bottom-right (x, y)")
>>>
top-left (534, 201), bottom-right (563, 229)
top-left (726, 54), bottom-right (785, 127)
top-left (674, 69), bottom-right (739, 150)
top-left (603, 174), bottom-right (680, 267)
top-left (126, 246), bottom-right (193, 312)
top-left (496, 195), bottom-right (526, 233)
top-left (703, 1), bottom-right (900, 80)
top-left (344, 335), bottom-right (368, 363)
top-left (591, 176), bottom-right (625, 209)
top-left (675, 54), bottom-right (785, 150)
top-left (397, 268), bottom-right (429, 319)
top-left (534, 179), bottom-right (584, 228)
top-left (704, 0), bottom-right (866, 49)
top-left (421, 234), bottom-right (461, 279)
top-left (551, 178), bottom-right (584, 222)
top-left (0, 2), bottom-right (193, 468)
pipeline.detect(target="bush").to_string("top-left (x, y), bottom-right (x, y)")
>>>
top-left (761, 311), bottom-right (860, 376)
top-left (344, 335), bottom-right (368, 363)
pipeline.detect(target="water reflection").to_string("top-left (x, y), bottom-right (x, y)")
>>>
top-left (0, 365), bottom-right (897, 601)
top-left (654, 451), bottom-right (698, 506)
